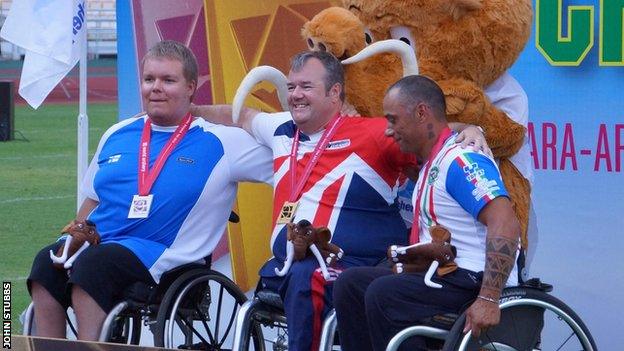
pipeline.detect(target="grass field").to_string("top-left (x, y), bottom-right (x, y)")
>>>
top-left (0, 102), bottom-right (117, 333)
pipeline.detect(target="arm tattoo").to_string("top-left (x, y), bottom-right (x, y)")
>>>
top-left (481, 236), bottom-right (518, 297)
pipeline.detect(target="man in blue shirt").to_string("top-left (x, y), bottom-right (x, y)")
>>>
top-left (27, 40), bottom-right (272, 341)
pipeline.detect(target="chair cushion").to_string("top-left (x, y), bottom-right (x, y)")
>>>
top-left (256, 289), bottom-right (285, 310)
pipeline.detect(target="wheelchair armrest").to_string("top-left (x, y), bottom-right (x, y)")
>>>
top-left (521, 278), bottom-right (553, 292)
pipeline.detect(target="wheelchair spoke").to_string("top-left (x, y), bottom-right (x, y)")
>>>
top-left (554, 332), bottom-right (577, 351)
top-left (65, 310), bottom-right (78, 338)
top-left (176, 312), bottom-right (212, 348)
top-left (188, 284), bottom-right (244, 350)
top-left (188, 305), bottom-right (217, 346)
top-left (209, 281), bottom-right (242, 347)
top-left (217, 300), bottom-right (239, 345)
top-left (214, 284), bottom-right (225, 340)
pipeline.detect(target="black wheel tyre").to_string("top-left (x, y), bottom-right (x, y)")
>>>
top-left (153, 269), bottom-right (263, 350)
top-left (442, 288), bottom-right (597, 351)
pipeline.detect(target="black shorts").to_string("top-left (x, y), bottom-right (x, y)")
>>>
top-left (28, 241), bottom-right (155, 313)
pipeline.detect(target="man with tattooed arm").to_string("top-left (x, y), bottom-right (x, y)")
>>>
top-left (333, 75), bottom-right (521, 351)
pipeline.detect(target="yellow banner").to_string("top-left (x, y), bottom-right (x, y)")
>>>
top-left (203, 0), bottom-right (336, 290)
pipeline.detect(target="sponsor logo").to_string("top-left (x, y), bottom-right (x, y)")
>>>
top-left (471, 179), bottom-right (501, 201)
top-left (72, 2), bottom-right (86, 44)
top-left (177, 156), bottom-right (195, 164)
top-left (463, 162), bottom-right (485, 181)
top-left (499, 295), bottom-right (524, 304)
top-left (326, 139), bottom-right (351, 150)
top-left (428, 166), bottom-right (439, 184)
top-left (398, 199), bottom-right (413, 212)
top-left (107, 154), bottom-right (121, 163)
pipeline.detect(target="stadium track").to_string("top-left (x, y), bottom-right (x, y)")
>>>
top-left (0, 58), bottom-right (117, 104)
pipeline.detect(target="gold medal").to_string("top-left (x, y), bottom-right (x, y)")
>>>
top-left (277, 201), bottom-right (299, 224)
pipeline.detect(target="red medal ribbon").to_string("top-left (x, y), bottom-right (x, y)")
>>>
top-left (288, 113), bottom-right (343, 201)
top-left (138, 113), bottom-right (193, 196)
top-left (409, 127), bottom-right (453, 244)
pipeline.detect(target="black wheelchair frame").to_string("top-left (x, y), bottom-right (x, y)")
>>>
top-left (385, 278), bottom-right (597, 351)
top-left (230, 278), bottom-right (596, 351)
top-left (24, 259), bottom-right (261, 350)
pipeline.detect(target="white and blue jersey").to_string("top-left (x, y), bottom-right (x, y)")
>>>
top-left (400, 72), bottom-right (532, 229)
top-left (81, 115), bottom-right (273, 282)
top-left (414, 133), bottom-right (518, 285)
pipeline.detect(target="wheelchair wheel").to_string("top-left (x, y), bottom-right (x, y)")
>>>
top-left (153, 269), bottom-right (263, 350)
top-left (22, 303), bottom-right (81, 341)
top-left (233, 297), bottom-right (286, 351)
top-left (99, 301), bottom-right (143, 344)
top-left (442, 287), bottom-right (597, 351)
top-left (108, 314), bottom-right (142, 344)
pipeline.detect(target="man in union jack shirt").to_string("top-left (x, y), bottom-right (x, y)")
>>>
top-left (196, 51), bottom-right (485, 351)
top-left (199, 50), bottom-right (415, 351)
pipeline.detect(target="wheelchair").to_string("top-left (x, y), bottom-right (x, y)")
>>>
top-left (23, 256), bottom-right (261, 350)
top-left (384, 278), bottom-right (597, 351)
top-left (232, 286), bottom-right (337, 351)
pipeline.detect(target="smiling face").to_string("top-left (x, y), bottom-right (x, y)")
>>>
top-left (287, 58), bottom-right (341, 134)
top-left (141, 57), bottom-right (196, 126)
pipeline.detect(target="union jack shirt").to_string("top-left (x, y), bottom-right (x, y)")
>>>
top-left (252, 112), bottom-right (416, 273)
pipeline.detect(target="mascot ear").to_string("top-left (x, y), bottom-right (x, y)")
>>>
top-left (445, 0), bottom-right (482, 20)
top-left (429, 225), bottom-right (451, 243)
top-left (316, 227), bottom-right (332, 242)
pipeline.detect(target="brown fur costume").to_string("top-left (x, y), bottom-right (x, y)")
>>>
top-left (301, 1), bottom-right (532, 247)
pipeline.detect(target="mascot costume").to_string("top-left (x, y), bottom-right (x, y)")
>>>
top-left (300, 0), bottom-right (536, 270)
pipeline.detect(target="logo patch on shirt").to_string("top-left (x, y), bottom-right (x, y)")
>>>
top-left (472, 179), bottom-right (500, 201)
top-left (428, 166), bottom-right (439, 184)
top-left (463, 162), bottom-right (485, 181)
top-left (107, 154), bottom-right (121, 163)
top-left (462, 162), bottom-right (499, 201)
top-left (177, 156), bottom-right (195, 164)
top-left (326, 139), bottom-right (351, 150)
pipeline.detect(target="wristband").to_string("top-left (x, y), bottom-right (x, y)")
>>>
top-left (477, 295), bottom-right (499, 304)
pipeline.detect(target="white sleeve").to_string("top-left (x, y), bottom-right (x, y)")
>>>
top-left (484, 72), bottom-right (534, 184)
top-left (214, 125), bottom-right (274, 184)
top-left (250, 111), bottom-right (292, 146)
top-left (80, 154), bottom-right (99, 201)
top-left (484, 72), bottom-right (528, 126)
top-left (80, 116), bottom-right (144, 201)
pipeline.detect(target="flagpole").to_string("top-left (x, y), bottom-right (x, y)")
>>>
top-left (77, 10), bottom-right (88, 210)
